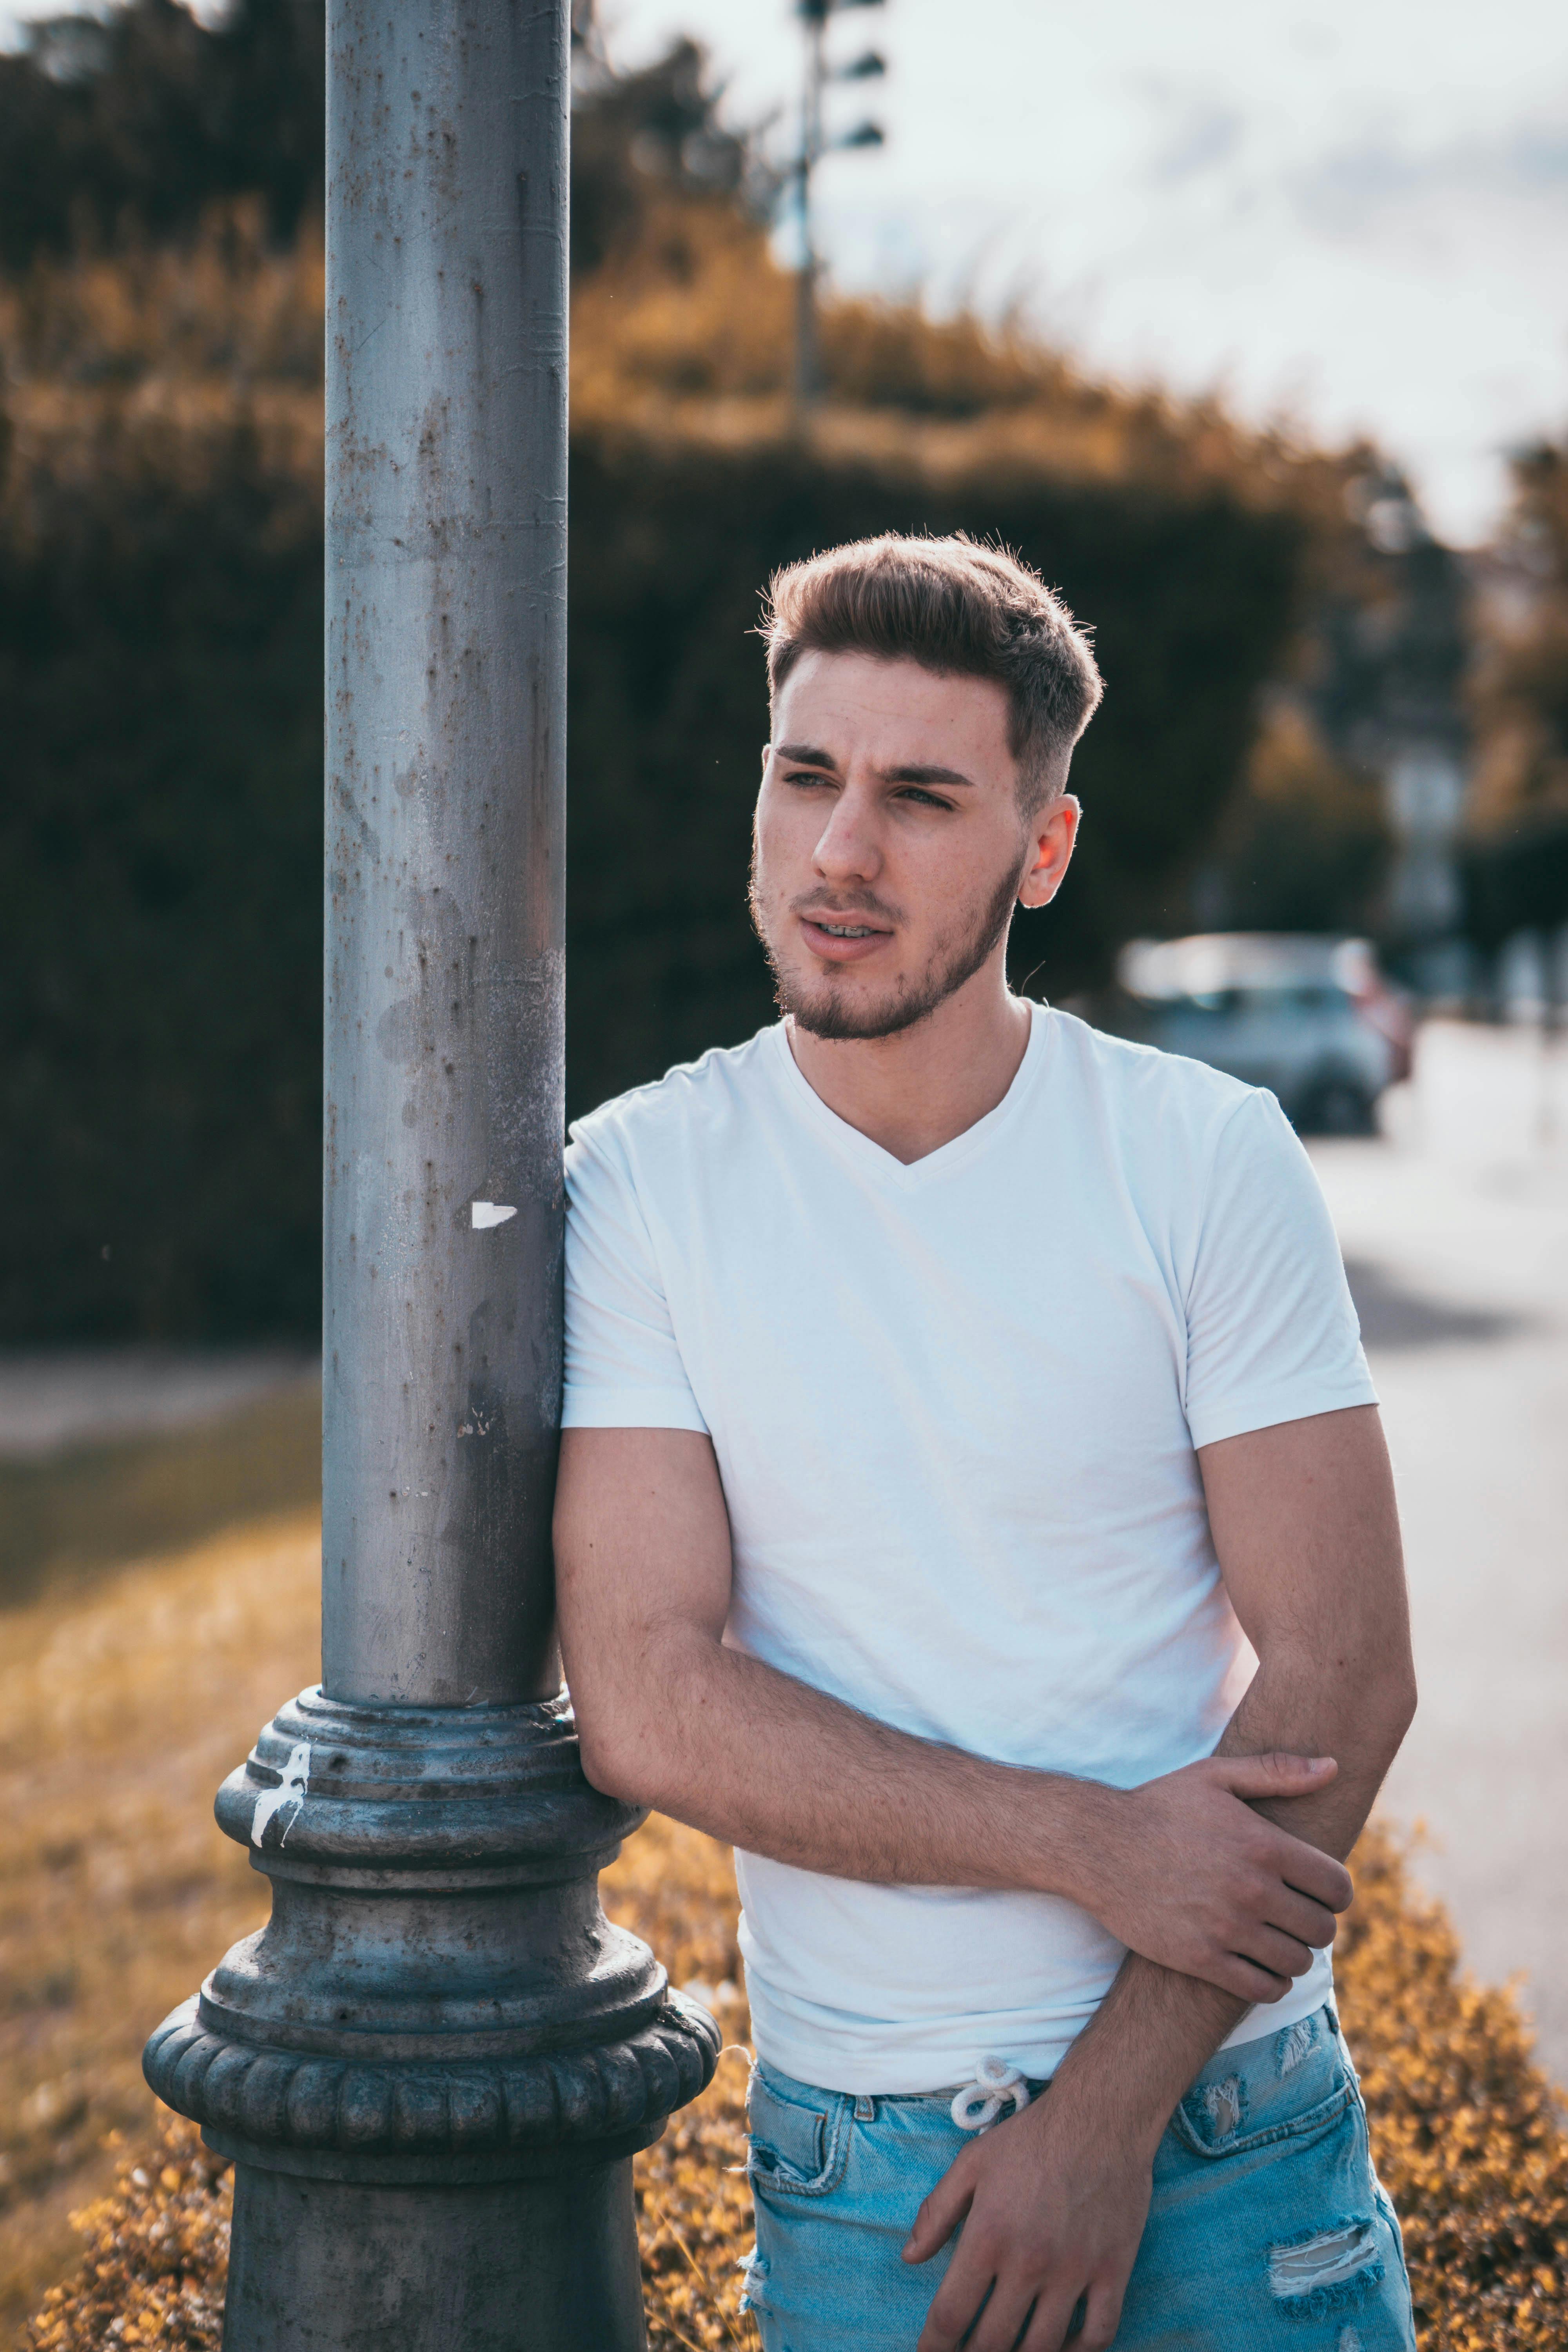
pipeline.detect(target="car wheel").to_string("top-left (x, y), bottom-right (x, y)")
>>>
top-left (1299, 1076), bottom-right (1376, 1136)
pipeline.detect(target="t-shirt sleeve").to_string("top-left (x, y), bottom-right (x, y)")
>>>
top-left (561, 1123), bottom-right (709, 1434)
top-left (1181, 1088), bottom-right (1377, 1450)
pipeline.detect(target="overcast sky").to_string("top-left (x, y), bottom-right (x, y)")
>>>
top-left (5, 0), bottom-right (1563, 543)
top-left (600, 0), bottom-right (1568, 546)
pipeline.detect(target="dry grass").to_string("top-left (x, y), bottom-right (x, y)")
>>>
top-left (5, 1503), bottom-right (1565, 2349)
top-left (0, 1503), bottom-right (319, 2336)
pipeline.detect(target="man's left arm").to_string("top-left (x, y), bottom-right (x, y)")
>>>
top-left (905, 1404), bottom-right (1417, 2352)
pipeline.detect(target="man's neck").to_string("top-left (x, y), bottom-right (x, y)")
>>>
top-left (786, 964), bottom-right (1033, 1166)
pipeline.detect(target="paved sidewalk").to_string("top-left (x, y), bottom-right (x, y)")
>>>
top-left (0, 1347), bottom-right (317, 1459)
top-left (1311, 1020), bottom-right (1568, 2087)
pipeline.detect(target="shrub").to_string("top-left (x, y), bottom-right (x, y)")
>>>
top-left (24, 1820), bottom-right (1568, 2352)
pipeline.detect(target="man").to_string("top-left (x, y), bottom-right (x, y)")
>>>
top-left (555, 534), bottom-right (1417, 2352)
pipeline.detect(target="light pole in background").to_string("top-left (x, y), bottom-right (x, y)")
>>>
top-left (793, 0), bottom-right (887, 414)
top-left (143, 1), bottom-right (718, 2343)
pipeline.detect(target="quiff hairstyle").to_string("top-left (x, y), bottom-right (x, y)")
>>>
top-left (760, 532), bottom-right (1103, 812)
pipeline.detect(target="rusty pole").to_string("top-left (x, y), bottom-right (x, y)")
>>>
top-left (143, 3), bottom-right (717, 2343)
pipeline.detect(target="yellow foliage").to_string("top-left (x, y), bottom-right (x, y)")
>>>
top-left (0, 189), bottom-right (1370, 536)
top-left (22, 1815), bottom-right (1568, 2351)
top-left (0, 1504), bottom-right (319, 2333)
top-left (0, 200), bottom-right (323, 514)
top-left (568, 191), bottom-right (1367, 529)
top-left (1332, 1828), bottom-right (1568, 2350)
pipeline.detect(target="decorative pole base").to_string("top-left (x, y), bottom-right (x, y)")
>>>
top-left (221, 2165), bottom-right (647, 2351)
top-left (144, 1688), bottom-right (720, 2350)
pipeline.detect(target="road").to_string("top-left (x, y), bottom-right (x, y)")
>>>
top-left (1312, 1018), bottom-right (1568, 2089)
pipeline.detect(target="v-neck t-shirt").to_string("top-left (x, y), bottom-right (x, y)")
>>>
top-left (561, 1004), bottom-right (1377, 2094)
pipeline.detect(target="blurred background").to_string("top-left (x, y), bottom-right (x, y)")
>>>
top-left (0, 0), bottom-right (1564, 2325)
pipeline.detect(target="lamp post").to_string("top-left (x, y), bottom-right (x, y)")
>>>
top-left (791, 0), bottom-right (886, 416)
top-left (143, 1), bottom-right (718, 2343)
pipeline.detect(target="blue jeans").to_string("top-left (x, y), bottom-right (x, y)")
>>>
top-left (742, 2005), bottom-right (1415, 2351)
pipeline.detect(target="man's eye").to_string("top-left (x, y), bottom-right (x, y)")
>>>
top-left (786, 771), bottom-right (834, 788)
top-left (897, 787), bottom-right (952, 810)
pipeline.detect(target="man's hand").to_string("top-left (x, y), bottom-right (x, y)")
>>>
top-left (898, 1407), bottom-right (1415, 2351)
top-left (1084, 1751), bottom-right (1353, 2003)
top-left (903, 2067), bottom-right (1158, 2352)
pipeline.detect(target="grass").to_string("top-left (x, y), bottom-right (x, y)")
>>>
top-left (0, 1487), bottom-right (320, 2337)
top-left (0, 1380), bottom-right (321, 1613)
top-left (3, 1466), bottom-right (1564, 2347)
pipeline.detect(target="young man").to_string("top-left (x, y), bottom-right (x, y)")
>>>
top-left (555, 534), bottom-right (1417, 2352)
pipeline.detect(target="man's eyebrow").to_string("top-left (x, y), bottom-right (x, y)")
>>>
top-left (771, 746), bottom-right (978, 790)
top-left (881, 762), bottom-right (978, 789)
top-left (774, 741), bottom-right (841, 769)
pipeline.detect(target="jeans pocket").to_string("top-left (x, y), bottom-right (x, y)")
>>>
top-left (746, 2065), bottom-right (851, 2199)
top-left (1167, 2018), bottom-right (1356, 2162)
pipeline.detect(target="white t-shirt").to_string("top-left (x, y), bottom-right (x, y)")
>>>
top-left (562, 1004), bottom-right (1377, 2094)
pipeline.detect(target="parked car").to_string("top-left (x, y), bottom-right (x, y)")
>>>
top-left (1113, 933), bottom-right (1413, 1134)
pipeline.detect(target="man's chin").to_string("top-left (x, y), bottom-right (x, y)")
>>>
top-left (781, 972), bottom-right (936, 1044)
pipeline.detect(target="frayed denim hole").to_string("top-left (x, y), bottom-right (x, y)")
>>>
top-left (737, 2247), bottom-right (769, 2316)
top-left (1268, 2216), bottom-right (1384, 2321)
top-left (1278, 2014), bottom-right (1318, 2078)
top-left (1184, 2072), bottom-right (1248, 2146)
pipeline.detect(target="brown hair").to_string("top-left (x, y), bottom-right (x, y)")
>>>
top-left (760, 532), bottom-right (1103, 809)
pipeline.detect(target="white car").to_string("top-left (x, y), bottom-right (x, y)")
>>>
top-left (1114, 934), bottom-right (1411, 1134)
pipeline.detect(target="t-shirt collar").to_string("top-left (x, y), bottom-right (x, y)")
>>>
top-left (765, 1001), bottom-right (1053, 1189)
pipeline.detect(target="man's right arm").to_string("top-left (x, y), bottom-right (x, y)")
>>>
top-left (553, 1425), bottom-right (1352, 2002)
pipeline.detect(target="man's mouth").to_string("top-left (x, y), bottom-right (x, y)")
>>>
top-left (797, 910), bottom-right (896, 966)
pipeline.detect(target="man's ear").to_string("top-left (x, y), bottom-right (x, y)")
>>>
top-left (1017, 795), bottom-right (1081, 911)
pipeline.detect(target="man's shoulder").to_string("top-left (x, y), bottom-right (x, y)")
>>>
top-left (568, 1027), bottom-right (781, 1169)
top-left (1043, 1006), bottom-right (1273, 1163)
top-left (1049, 1005), bottom-right (1259, 1114)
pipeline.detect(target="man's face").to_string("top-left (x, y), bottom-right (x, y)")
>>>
top-left (750, 650), bottom-right (1078, 1041)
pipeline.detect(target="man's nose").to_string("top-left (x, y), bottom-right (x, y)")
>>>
top-left (813, 785), bottom-right (882, 882)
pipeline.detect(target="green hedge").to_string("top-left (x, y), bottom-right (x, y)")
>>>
top-left (0, 426), bottom-right (1299, 1341)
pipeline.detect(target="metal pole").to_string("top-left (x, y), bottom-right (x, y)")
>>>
top-left (144, 2), bottom-right (718, 2343)
top-left (793, 2), bottom-right (825, 414)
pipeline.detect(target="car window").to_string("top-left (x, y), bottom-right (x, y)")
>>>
top-left (1233, 984), bottom-right (1350, 1015)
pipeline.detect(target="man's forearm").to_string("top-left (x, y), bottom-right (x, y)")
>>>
top-left (1052, 1642), bottom-right (1415, 2143)
top-left (576, 1620), bottom-right (1355, 2001)
top-left (581, 1621), bottom-right (1123, 1907)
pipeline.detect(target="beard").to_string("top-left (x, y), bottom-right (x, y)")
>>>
top-left (750, 852), bottom-right (1025, 1042)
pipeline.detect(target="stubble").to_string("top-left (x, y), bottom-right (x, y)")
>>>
top-left (748, 851), bottom-right (1025, 1042)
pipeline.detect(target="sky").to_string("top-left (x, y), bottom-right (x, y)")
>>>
top-left (4, 0), bottom-right (1563, 543)
top-left (598, 0), bottom-right (1568, 546)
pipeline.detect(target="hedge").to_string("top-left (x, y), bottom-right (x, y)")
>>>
top-left (24, 1821), bottom-right (1568, 2350)
top-left (0, 415), bottom-right (1299, 1343)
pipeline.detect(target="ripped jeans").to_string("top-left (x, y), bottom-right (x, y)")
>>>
top-left (742, 2005), bottom-right (1415, 2352)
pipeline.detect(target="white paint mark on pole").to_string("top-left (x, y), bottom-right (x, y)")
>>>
top-left (251, 1742), bottom-right (312, 1847)
top-left (471, 1201), bottom-right (517, 1229)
